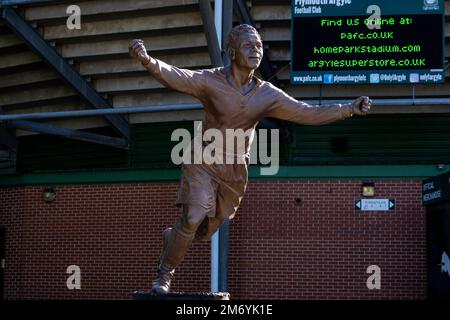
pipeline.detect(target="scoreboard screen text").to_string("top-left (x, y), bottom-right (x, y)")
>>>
top-left (291, 0), bottom-right (445, 84)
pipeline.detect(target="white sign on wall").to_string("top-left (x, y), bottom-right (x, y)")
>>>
top-left (355, 199), bottom-right (395, 211)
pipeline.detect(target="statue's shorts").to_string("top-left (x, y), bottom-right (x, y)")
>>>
top-left (176, 159), bottom-right (249, 220)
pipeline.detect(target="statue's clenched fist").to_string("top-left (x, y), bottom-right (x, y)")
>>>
top-left (129, 39), bottom-right (150, 65)
top-left (350, 96), bottom-right (372, 116)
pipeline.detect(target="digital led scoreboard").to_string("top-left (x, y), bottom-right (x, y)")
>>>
top-left (291, 0), bottom-right (445, 84)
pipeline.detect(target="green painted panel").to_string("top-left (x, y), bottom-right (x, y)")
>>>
top-left (0, 165), bottom-right (448, 187)
top-left (130, 121), bottom-right (194, 169)
top-left (130, 121), bottom-right (290, 169)
top-left (17, 127), bottom-right (128, 172)
top-left (15, 114), bottom-right (450, 174)
top-left (291, 114), bottom-right (450, 165)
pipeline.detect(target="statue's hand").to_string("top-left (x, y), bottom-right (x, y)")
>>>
top-left (350, 96), bottom-right (372, 115)
top-left (129, 39), bottom-right (151, 65)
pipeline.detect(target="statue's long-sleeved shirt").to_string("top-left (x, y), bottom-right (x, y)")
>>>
top-left (146, 58), bottom-right (353, 158)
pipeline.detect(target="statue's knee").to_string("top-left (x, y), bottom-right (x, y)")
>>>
top-left (180, 206), bottom-right (205, 233)
top-left (186, 212), bottom-right (204, 229)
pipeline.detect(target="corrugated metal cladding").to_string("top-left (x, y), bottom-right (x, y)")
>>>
top-left (1, 0), bottom-right (450, 171)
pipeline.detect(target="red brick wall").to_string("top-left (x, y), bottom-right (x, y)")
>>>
top-left (0, 180), bottom-right (426, 300)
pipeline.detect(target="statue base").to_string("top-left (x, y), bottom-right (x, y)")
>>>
top-left (132, 291), bottom-right (230, 300)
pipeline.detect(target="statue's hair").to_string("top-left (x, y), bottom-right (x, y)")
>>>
top-left (226, 24), bottom-right (261, 52)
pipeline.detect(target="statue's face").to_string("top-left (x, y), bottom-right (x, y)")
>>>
top-left (234, 32), bottom-right (263, 71)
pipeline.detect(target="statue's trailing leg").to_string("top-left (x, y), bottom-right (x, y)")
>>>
top-left (151, 226), bottom-right (195, 294)
top-left (152, 204), bottom-right (210, 294)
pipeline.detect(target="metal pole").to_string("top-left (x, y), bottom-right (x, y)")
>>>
top-left (214, 0), bottom-right (223, 49)
top-left (0, 103), bottom-right (203, 121)
top-left (221, 0), bottom-right (233, 66)
top-left (218, 218), bottom-right (229, 292)
top-left (200, 0), bottom-right (224, 293)
top-left (5, 120), bottom-right (128, 149)
top-left (2, 99), bottom-right (450, 122)
top-left (199, 0), bottom-right (224, 68)
top-left (218, 0), bottom-right (233, 294)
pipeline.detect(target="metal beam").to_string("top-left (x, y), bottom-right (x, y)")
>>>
top-left (4, 120), bottom-right (129, 149)
top-left (221, 0), bottom-right (233, 66)
top-left (199, 0), bottom-right (224, 68)
top-left (1, 98), bottom-right (450, 121)
top-left (0, 0), bottom-right (55, 5)
top-left (233, 0), bottom-right (279, 87)
top-left (0, 7), bottom-right (130, 140)
top-left (0, 103), bottom-right (203, 121)
top-left (217, 0), bottom-right (232, 295)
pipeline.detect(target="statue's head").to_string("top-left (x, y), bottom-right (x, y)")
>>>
top-left (226, 24), bottom-right (263, 70)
